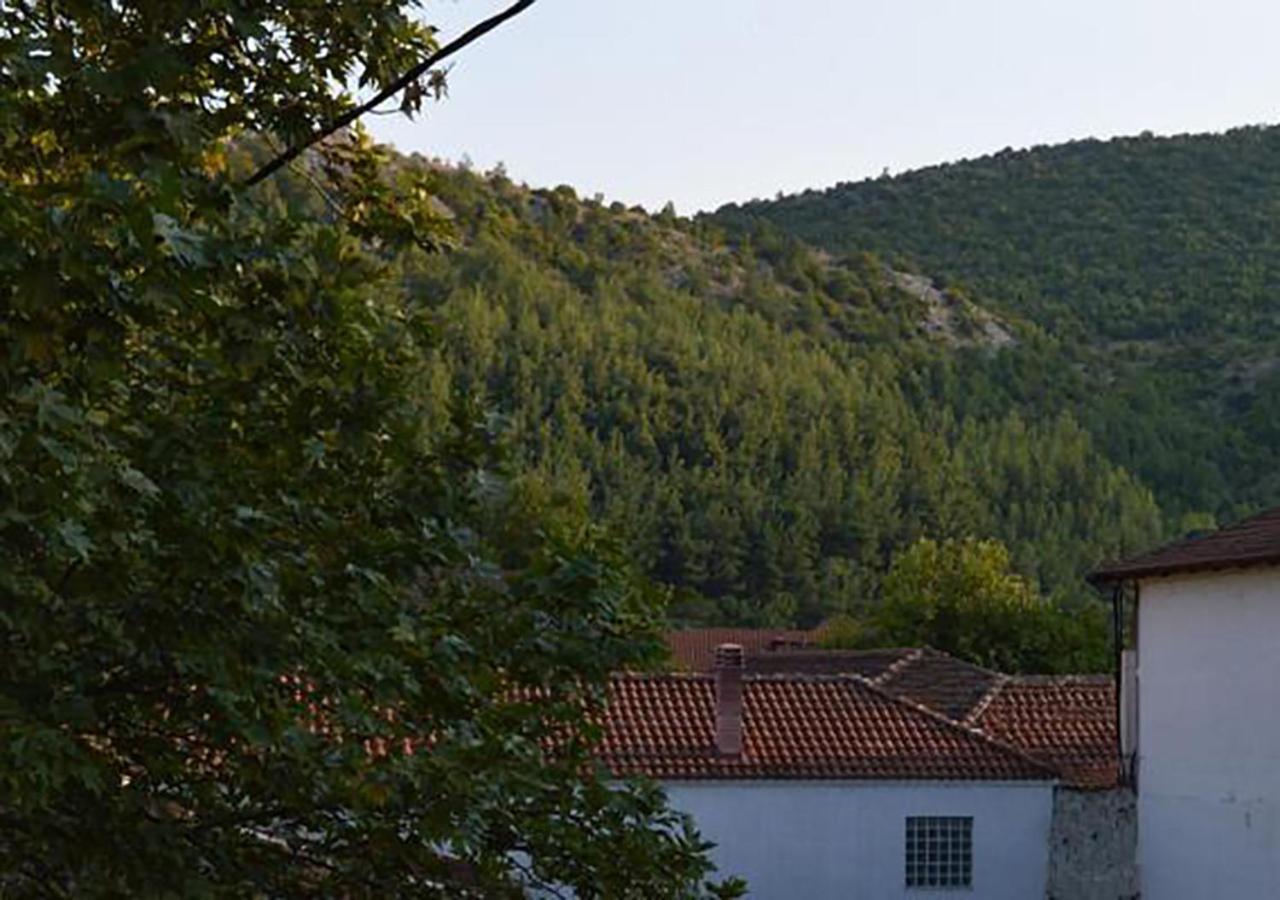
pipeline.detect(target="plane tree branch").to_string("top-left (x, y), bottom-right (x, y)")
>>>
top-left (243, 0), bottom-right (537, 187)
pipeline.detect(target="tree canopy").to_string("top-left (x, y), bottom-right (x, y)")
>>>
top-left (716, 127), bottom-right (1280, 523)
top-left (347, 161), bottom-right (1161, 634)
top-left (0, 2), bottom-right (738, 896)
top-left (870, 539), bottom-right (1109, 674)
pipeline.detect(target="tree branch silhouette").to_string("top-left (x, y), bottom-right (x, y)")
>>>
top-left (244, 0), bottom-right (537, 187)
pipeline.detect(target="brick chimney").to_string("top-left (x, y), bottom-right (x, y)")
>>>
top-left (714, 643), bottom-right (745, 757)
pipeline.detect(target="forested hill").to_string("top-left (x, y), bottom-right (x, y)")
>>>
top-left (713, 125), bottom-right (1280, 523)
top-left (258, 151), bottom-right (1160, 628)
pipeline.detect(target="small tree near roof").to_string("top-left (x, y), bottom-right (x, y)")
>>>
top-left (873, 538), bottom-right (1109, 674)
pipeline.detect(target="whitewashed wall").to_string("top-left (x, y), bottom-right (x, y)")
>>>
top-left (1137, 566), bottom-right (1280, 899)
top-left (664, 780), bottom-right (1054, 899)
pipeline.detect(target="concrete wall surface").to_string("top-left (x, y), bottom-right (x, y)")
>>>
top-left (1138, 566), bottom-right (1280, 899)
top-left (1046, 787), bottom-right (1137, 900)
top-left (664, 780), bottom-right (1054, 899)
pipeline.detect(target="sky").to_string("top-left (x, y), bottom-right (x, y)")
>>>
top-left (367, 0), bottom-right (1280, 213)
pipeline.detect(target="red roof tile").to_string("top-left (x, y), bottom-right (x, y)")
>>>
top-left (876, 649), bottom-right (1004, 723)
top-left (665, 629), bottom-right (814, 671)
top-left (972, 677), bottom-right (1117, 789)
top-left (600, 673), bottom-right (1053, 781)
top-left (1091, 504), bottom-right (1280, 582)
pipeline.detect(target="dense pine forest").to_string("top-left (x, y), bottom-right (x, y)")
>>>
top-left (715, 125), bottom-right (1280, 526)
top-left (258, 147), bottom-right (1168, 632)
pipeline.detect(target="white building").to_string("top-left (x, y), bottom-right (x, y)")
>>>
top-left (603, 644), bottom-right (1123, 898)
top-left (1093, 505), bottom-right (1280, 899)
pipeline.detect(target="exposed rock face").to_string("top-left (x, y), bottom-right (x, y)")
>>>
top-left (890, 270), bottom-right (1017, 350)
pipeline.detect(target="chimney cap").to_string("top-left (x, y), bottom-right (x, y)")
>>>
top-left (714, 643), bottom-right (745, 669)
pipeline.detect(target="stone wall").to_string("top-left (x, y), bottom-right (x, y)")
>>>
top-left (1047, 787), bottom-right (1138, 900)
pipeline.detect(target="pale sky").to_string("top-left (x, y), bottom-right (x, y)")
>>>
top-left (367, 0), bottom-right (1280, 213)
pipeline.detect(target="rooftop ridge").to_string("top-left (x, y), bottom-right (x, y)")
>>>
top-left (745, 672), bottom-right (910, 684)
top-left (964, 674), bottom-right (1010, 728)
top-left (917, 645), bottom-right (1003, 678)
top-left (846, 672), bottom-right (1061, 782)
top-left (748, 646), bottom-right (921, 657)
top-left (872, 646), bottom-right (1005, 723)
top-left (871, 647), bottom-right (925, 686)
top-left (612, 670), bottom-right (1112, 686)
top-left (1009, 674), bottom-right (1113, 686)
top-left (612, 670), bottom-right (710, 681)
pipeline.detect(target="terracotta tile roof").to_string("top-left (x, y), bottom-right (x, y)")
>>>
top-left (744, 647), bottom-right (917, 678)
top-left (600, 673), bottom-right (1053, 781)
top-left (972, 676), bottom-right (1118, 789)
top-left (1091, 504), bottom-right (1280, 582)
top-left (875, 649), bottom-right (1004, 722)
top-left (665, 629), bottom-right (814, 671)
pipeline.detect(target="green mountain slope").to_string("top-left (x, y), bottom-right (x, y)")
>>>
top-left (257, 156), bottom-right (1160, 627)
top-left (714, 125), bottom-right (1280, 521)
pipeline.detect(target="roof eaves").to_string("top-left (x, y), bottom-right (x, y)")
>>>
top-left (1089, 552), bottom-right (1280, 585)
top-left (1089, 505), bottom-right (1280, 584)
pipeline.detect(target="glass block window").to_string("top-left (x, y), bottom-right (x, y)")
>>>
top-left (905, 816), bottom-right (973, 889)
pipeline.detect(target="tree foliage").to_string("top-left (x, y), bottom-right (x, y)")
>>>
top-left (717, 127), bottom-right (1280, 522)
top-left (870, 539), bottom-right (1109, 674)
top-left (350, 163), bottom-right (1162, 631)
top-left (0, 2), bottom-right (737, 896)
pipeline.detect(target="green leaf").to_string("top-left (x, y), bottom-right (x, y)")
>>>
top-left (56, 520), bottom-right (93, 562)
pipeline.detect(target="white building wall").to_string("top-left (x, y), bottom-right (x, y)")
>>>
top-left (1137, 566), bottom-right (1280, 899)
top-left (664, 780), bottom-right (1054, 899)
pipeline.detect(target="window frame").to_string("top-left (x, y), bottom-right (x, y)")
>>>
top-left (904, 815), bottom-right (973, 891)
